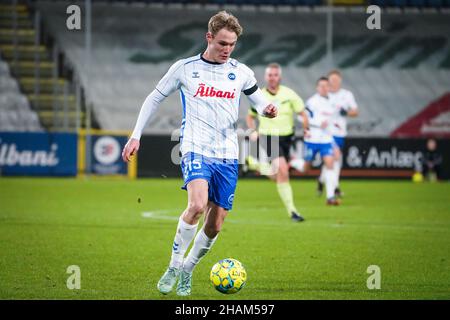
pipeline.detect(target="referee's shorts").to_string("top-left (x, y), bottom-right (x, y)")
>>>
top-left (257, 134), bottom-right (294, 162)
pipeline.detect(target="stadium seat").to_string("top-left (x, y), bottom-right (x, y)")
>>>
top-left (0, 54), bottom-right (43, 132)
top-left (401, 37), bottom-right (446, 68)
top-left (32, 1), bottom-right (450, 138)
top-left (426, 0), bottom-right (442, 6)
top-left (0, 60), bottom-right (10, 75)
top-left (0, 76), bottom-right (19, 93)
top-left (407, 0), bottom-right (426, 6)
top-left (387, 0), bottom-right (407, 6)
top-left (370, 0), bottom-right (387, 6)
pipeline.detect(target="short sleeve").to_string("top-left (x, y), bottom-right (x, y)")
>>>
top-left (346, 91), bottom-right (358, 110)
top-left (155, 60), bottom-right (184, 97)
top-left (290, 90), bottom-right (305, 113)
top-left (240, 64), bottom-right (258, 94)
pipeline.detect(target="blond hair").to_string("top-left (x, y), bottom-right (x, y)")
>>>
top-left (208, 11), bottom-right (243, 37)
top-left (266, 62), bottom-right (282, 74)
top-left (328, 69), bottom-right (342, 78)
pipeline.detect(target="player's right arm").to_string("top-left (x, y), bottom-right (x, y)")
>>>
top-left (122, 90), bottom-right (165, 162)
top-left (122, 60), bottom-right (183, 162)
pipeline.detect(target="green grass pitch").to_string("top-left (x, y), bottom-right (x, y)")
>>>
top-left (0, 177), bottom-right (449, 300)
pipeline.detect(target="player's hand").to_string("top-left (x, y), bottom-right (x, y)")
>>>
top-left (263, 104), bottom-right (277, 118)
top-left (249, 130), bottom-right (259, 142)
top-left (303, 128), bottom-right (311, 139)
top-left (339, 108), bottom-right (348, 116)
top-left (122, 138), bottom-right (140, 162)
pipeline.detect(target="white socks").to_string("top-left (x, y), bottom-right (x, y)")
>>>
top-left (169, 217), bottom-right (219, 273)
top-left (333, 159), bottom-right (341, 189)
top-left (320, 160), bottom-right (341, 187)
top-left (183, 228), bottom-right (217, 273)
top-left (324, 167), bottom-right (336, 199)
top-left (169, 217), bottom-right (198, 269)
top-left (290, 158), bottom-right (305, 173)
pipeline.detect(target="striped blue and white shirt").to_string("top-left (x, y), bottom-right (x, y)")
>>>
top-left (155, 54), bottom-right (258, 159)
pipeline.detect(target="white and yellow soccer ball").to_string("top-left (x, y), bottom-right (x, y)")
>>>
top-left (210, 258), bottom-right (247, 294)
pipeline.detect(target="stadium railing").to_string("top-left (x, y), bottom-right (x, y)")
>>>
top-left (28, 0), bottom-right (450, 8)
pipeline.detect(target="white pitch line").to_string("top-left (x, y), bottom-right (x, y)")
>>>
top-left (141, 210), bottom-right (450, 232)
top-left (141, 210), bottom-right (295, 227)
top-left (141, 211), bottom-right (179, 221)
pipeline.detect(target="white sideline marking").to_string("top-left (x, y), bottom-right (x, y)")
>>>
top-left (141, 210), bottom-right (450, 232)
top-left (141, 209), bottom-right (294, 227)
top-left (141, 211), bottom-right (178, 221)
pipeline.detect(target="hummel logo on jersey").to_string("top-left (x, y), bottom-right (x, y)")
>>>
top-left (193, 83), bottom-right (236, 99)
top-left (192, 72), bottom-right (200, 78)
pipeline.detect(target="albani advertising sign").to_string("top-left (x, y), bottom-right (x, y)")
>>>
top-left (0, 132), bottom-right (78, 176)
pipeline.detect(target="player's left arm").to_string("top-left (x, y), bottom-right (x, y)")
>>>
top-left (241, 65), bottom-right (277, 118)
top-left (246, 87), bottom-right (277, 118)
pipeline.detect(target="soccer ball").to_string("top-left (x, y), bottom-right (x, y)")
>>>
top-left (210, 258), bottom-right (247, 294)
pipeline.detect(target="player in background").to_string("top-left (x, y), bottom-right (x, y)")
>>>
top-left (245, 63), bottom-right (308, 222)
top-left (317, 70), bottom-right (359, 198)
top-left (290, 77), bottom-right (340, 205)
top-left (121, 11), bottom-right (277, 296)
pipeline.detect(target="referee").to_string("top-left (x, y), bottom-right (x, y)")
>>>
top-left (246, 63), bottom-right (308, 222)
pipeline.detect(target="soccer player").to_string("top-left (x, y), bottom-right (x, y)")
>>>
top-left (317, 70), bottom-right (359, 198)
top-left (245, 63), bottom-right (308, 222)
top-left (290, 77), bottom-right (340, 205)
top-left (121, 11), bottom-right (277, 296)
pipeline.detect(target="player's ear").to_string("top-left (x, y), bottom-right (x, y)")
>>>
top-left (206, 32), bottom-right (213, 43)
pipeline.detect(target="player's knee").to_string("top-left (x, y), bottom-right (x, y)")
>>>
top-left (280, 163), bottom-right (290, 177)
top-left (324, 159), bottom-right (334, 170)
top-left (334, 150), bottom-right (341, 160)
top-left (187, 201), bottom-right (207, 215)
top-left (277, 170), bottom-right (289, 182)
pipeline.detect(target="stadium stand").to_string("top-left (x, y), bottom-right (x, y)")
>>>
top-left (0, 1), bottom-right (88, 131)
top-left (31, 1), bottom-right (450, 137)
top-left (41, 0), bottom-right (450, 8)
top-left (0, 57), bottom-right (42, 131)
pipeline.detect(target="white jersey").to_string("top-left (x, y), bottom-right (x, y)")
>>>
top-left (156, 54), bottom-right (258, 159)
top-left (304, 93), bottom-right (334, 144)
top-left (328, 88), bottom-right (358, 137)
